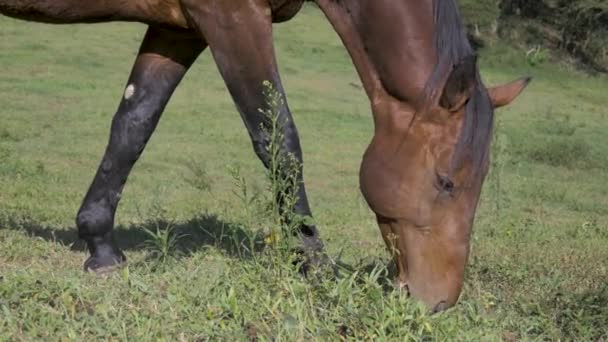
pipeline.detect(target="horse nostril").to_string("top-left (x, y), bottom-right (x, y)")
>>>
top-left (431, 301), bottom-right (448, 314)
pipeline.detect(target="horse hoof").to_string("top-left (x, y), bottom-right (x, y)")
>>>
top-left (293, 248), bottom-right (336, 278)
top-left (83, 251), bottom-right (126, 274)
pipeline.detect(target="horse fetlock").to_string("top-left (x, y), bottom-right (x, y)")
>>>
top-left (76, 205), bottom-right (114, 239)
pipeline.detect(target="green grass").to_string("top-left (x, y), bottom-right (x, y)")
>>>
top-left (1, 4), bottom-right (608, 340)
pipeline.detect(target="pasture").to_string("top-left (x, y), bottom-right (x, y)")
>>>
top-left (1, 4), bottom-right (607, 340)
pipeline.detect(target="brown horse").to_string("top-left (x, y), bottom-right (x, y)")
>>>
top-left (0, 0), bottom-right (529, 311)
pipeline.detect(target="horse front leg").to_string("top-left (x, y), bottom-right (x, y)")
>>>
top-left (76, 27), bottom-right (204, 273)
top-left (181, 0), bottom-right (324, 256)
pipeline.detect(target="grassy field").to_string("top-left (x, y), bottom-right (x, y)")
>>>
top-left (1, 4), bottom-right (607, 340)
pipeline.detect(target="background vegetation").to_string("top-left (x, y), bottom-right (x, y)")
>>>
top-left (462, 0), bottom-right (608, 71)
top-left (1, 3), bottom-right (607, 340)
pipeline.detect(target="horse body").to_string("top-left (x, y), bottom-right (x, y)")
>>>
top-left (0, 0), bottom-right (304, 26)
top-left (0, 0), bottom-right (188, 26)
top-left (1, 0), bottom-right (529, 312)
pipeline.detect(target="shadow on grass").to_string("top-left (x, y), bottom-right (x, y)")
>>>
top-left (2, 214), bottom-right (397, 289)
top-left (0, 213), bottom-right (265, 259)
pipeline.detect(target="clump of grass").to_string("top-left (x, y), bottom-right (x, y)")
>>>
top-left (534, 113), bottom-right (577, 137)
top-left (527, 136), bottom-right (591, 168)
top-left (550, 286), bottom-right (608, 339)
top-left (141, 223), bottom-right (185, 265)
top-left (205, 258), bottom-right (434, 340)
top-left (183, 159), bottom-right (212, 193)
top-left (515, 110), bottom-right (602, 169)
top-left (227, 164), bottom-right (265, 230)
top-left (136, 197), bottom-right (186, 265)
top-left (0, 128), bottom-right (23, 142)
top-left (0, 145), bottom-right (11, 163)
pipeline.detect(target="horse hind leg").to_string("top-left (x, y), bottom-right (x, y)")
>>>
top-left (76, 27), bottom-right (204, 273)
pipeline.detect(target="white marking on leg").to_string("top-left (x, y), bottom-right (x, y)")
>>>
top-left (124, 84), bottom-right (135, 100)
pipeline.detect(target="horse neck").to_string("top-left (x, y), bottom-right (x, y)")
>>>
top-left (346, 0), bottom-right (438, 105)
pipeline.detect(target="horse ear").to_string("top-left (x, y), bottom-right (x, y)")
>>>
top-left (488, 77), bottom-right (531, 108)
top-left (438, 55), bottom-right (477, 112)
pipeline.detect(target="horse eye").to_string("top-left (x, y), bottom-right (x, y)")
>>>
top-left (436, 174), bottom-right (455, 194)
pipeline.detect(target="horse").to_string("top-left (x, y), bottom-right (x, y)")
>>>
top-left (0, 0), bottom-right (529, 312)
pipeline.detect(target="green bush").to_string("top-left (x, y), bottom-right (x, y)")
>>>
top-left (460, 0), bottom-right (501, 33)
top-left (561, 1), bottom-right (608, 71)
top-left (497, 0), bottom-right (608, 71)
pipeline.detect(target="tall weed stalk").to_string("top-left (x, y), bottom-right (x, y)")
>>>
top-left (258, 80), bottom-right (307, 257)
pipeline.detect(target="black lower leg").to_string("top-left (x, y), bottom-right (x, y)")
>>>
top-left (76, 27), bottom-right (203, 272)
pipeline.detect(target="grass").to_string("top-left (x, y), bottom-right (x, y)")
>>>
top-left (1, 4), bottom-right (608, 340)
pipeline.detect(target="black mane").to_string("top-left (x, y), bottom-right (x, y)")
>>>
top-left (429, 0), bottom-right (494, 178)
